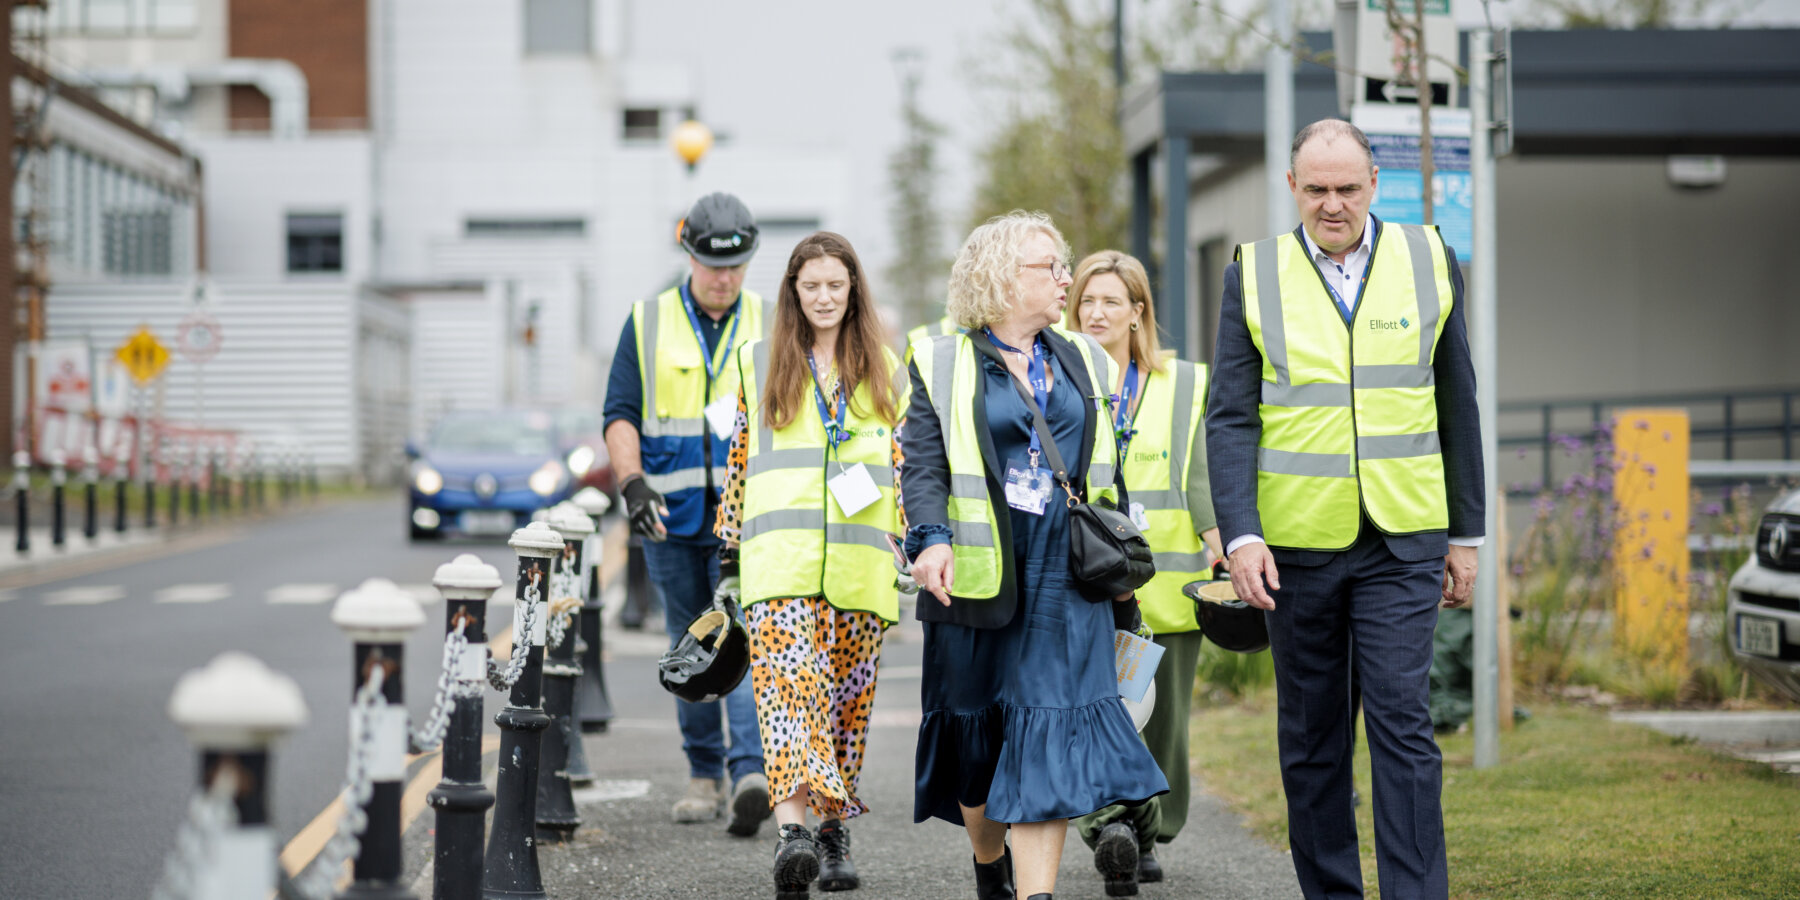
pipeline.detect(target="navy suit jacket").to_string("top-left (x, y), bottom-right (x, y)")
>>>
top-left (1204, 218), bottom-right (1485, 566)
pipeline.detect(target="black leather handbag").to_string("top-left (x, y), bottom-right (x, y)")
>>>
top-left (983, 339), bottom-right (1156, 599)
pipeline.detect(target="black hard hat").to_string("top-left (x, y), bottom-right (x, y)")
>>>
top-left (1183, 580), bottom-right (1270, 654)
top-left (678, 192), bottom-right (759, 267)
top-left (657, 601), bottom-right (750, 703)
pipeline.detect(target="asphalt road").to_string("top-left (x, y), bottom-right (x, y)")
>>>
top-left (0, 495), bottom-right (1304, 899)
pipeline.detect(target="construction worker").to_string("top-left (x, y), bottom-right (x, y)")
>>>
top-left (602, 191), bottom-right (773, 836)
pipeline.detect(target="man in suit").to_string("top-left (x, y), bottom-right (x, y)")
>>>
top-left (1205, 118), bottom-right (1484, 900)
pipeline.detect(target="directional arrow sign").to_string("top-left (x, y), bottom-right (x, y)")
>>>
top-left (115, 326), bottom-right (171, 385)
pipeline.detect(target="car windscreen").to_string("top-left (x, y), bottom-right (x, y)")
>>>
top-left (431, 414), bottom-right (556, 456)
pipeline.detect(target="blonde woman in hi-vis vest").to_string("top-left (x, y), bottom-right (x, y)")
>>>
top-left (714, 232), bottom-right (905, 900)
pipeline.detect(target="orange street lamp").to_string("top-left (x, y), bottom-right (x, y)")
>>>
top-left (671, 119), bottom-right (713, 173)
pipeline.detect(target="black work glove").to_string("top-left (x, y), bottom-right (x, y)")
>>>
top-left (621, 475), bottom-right (668, 542)
top-left (1112, 595), bottom-right (1143, 633)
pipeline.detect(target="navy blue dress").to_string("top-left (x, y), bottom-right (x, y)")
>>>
top-left (914, 348), bottom-right (1168, 825)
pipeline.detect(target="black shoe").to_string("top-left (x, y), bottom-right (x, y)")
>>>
top-left (973, 847), bottom-right (1015, 900)
top-left (774, 823), bottom-right (820, 900)
top-left (815, 818), bottom-right (859, 891)
top-left (1136, 845), bottom-right (1163, 883)
top-left (1093, 822), bottom-right (1139, 897)
top-left (727, 773), bottom-right (772, 837)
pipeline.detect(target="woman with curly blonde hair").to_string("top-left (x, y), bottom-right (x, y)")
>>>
top-left (898, 212), bottom-right (1167, 900)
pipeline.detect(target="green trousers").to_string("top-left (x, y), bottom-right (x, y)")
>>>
top-left (1075, 628), bottom-right (1205, 851)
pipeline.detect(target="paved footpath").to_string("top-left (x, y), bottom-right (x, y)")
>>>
top-left (398, 592), bottom-right (1303, 900)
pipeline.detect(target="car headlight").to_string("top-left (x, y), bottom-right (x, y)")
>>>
top-left (413, 463), bottom-right (444, 496)
top-left (529, 460), bottom-right (567, 497)
top-left (567, 445), bottom-right (597, 477)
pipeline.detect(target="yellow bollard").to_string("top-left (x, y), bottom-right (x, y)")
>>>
top-left (1610, 409), bottom-right (1690, 674)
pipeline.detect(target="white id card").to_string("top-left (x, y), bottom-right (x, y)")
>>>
top-left (827, 462), bottom-right (881, 517)
top-left (1114, 629), bottom-right (1165, 703)
top-left (703, 396), bottom-right (737, 440)
top-left (1129, 501), bottom-right (1150, 531)
top-left (1003, 458), bottom-right (1054, 515)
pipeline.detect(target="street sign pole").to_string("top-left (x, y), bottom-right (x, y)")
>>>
top-left (1266, 0), bottom-right (1294, 235)
top-left (1471, 27), bottom-right (1501, 771)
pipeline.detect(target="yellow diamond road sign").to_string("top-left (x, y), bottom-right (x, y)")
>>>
top-left (115, 327), bottom-right (171, 385)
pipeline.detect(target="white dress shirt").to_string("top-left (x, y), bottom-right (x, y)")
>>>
top-left (1226, 217), bottom-right (1482, 558)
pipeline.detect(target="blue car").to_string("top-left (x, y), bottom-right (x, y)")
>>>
top-left (408, 410), bottom-right (574, 540)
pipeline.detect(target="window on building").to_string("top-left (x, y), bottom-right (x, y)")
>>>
top-left (102, 208), bottom-right (174, 276)
top-left (523, 0), bottom-right (591, 54)
top-left (48, 0), bottom-right (198, 33)
top-left (622, 108), bottom-right (661, 141)
top-left (287, 213), bottom-right (344, 274)
top-left (464, 218), bottom-right (587, 239)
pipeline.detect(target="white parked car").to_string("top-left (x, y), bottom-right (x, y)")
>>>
top-left (1727, 490), bottom-right (1800, 702)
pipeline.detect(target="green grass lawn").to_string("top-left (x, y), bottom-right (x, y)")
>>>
top-left (1191, 693), bottom-right (1800, 899)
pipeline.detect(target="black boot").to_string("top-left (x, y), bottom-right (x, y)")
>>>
top-left (815, 818), bottom-right (859, 891)
top-left (1136, 845), bottom-right (1163, 883)
top-left (774, 823), bottom-right (820, 900)
top-left (1025, 895), bottom-right (1052, 900)
top-left (973, 847), bottom-right (1015, 900)
top-left (1093, 821), bottom-right (1139, 897)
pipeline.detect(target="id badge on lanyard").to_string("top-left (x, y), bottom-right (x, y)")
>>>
top-left (986, 328), bottom-right (1057, 516)
top-left (808, 350), bottom-right (878, 517)
top-left (682, 283), bottom-right (742, 440)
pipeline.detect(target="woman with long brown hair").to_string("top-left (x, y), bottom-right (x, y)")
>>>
top-left (713, 231), bottom-right (905, 899)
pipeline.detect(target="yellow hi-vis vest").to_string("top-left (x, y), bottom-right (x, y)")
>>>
top-left (909, 330), bottom-right (1121, 600)
top-left (633, 286), bottom-right (771, 536)
top-left (906, 316), bottom-right (958, 345)
top-left (1122, 359), bottom-right (1212, 634)
top-left (1239, 223), bottom-right (1453, 550)
top-left (738, 339), bottom-right (906, 622)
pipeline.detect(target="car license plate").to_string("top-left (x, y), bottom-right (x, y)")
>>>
top-left (1739, 614), bottom-right (1782, 659)
top-left (460, 510), bottom-right (515, 535)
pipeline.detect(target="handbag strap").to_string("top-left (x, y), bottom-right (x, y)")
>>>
top-left (972, 334), bottom-right (1131, 511)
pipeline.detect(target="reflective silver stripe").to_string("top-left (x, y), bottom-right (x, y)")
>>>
top-left (1252, 237), bottom-right (1288, 388)
top-left (1090, 463), bottom-right (1116, 486)
top-left (825, 522), bottom-right (895, 551)
top-left (928, 334), bottom-right (958, 428)
top-left (950, 520), bottom-right (996, 548)
top-left (1261, 381), bottom-right (1351, 408)
top-left (741, 508), bottom-right (819, 540)
top-left (950, 473), bottom-right (988, 499)
top-left (746, 447), bottom-right (821, 476)
top-left (1257, 447), bottom-right (1352, 478)
top-left (1352, 364), bottom-right (1435, 390)
top-left (752, 339), bottom-right (774, 456)
top-left (644, 467), bottom-right (708, 493)
top-left (640, 299), bottom-right (660, 425)
top-left (1357, 432), bottom-right (1441, 460)
top-left (1168, 362), bottom-right (1196, 491)
top-left (1131, 489), bottom-right (1185, 508)
top-left (1153, 550), bottom-right (1210, 573)
top-left (642, 416), bottom-right (707, 439)
top-left (1399, 224), bottom-right (1442, 366)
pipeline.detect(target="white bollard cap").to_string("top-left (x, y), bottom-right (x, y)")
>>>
top-left (330, 577), bottom-right (426, 642)
top-left (168, 652), bottom-right (309, 750)
top-left (509, 521), bottom-right (565, 558)
top-left (546, 502), bottom-right (594, 539)
top-left (433, 553), bottom-right (502, 601)
top-left (571, 487), bottom-right (611, 518)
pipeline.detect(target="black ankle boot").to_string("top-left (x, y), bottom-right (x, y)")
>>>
top-left (815, 819), bottom-right (858, 891)
top-left (972, 847), bottom-right (1015, 900)
top-left (1136, 845), bottom-right (1163, 883)
top-left (1025, 894), bottom-right (1052, 899)
top-left (774, 823), bottom-right (820, 900)
top-left (1093, 821), bottom-right (1139, 897)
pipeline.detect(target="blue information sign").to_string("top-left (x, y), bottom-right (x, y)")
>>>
top-left (1368, 132), bottom-right (1472, 261)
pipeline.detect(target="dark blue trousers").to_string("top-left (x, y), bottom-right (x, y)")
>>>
top-left (1264, 528), bottom-right (1449, 900)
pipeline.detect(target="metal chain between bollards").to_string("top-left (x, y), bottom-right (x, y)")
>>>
top-left (408, 620), bottom-right (470, 754)
top-left (279, 665), bottom-right (386, 900)
top-left (148, 767), bottom-right (240, 900)
top-left (485, 579), bottom-right (539, 692)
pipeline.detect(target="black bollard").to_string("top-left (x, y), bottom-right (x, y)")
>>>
top-left (572, 489), bottom-right (615, 733)
top-left (168, 454), bottom-right (181, 527)
top-left (538, 504), bottom-right (593, 827)
top-left (165, 652), bottom-right (308, 899)
top-left (482, 522), bottom-right (561, 900)
top-left (427, 554), bottom-right (501, 900)
top-left (144, 456), bottom-right (157, 530)
top-left (330, 578), bottom-right (426, 900)
top-left (14, 452), bottom-right (30, 555)
top-left (620, 535), bottom-right (649, 629)
top-left (188, 452), bottom-right (201, 522)
top-left (114, 450), bottom-right (129, 534)
top-left (50, 451), bottom-right (66, 550)
top-left (82, 447), bottom-right (98, 542)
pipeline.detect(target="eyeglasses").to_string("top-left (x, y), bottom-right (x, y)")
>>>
top-left (1020, 259), bottom-right (1070, 281)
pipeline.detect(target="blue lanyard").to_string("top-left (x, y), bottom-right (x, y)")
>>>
top-left (805, 349), bottom-right (848, 452)
top-left (1113, 359), bottom-right (1139, 455)
top-left (983, 328), bottom-right (1049, 465)
top-left (1319, 249), bottom-right (1371, 323)
top-left (678, 281), bottom-right (741, 383)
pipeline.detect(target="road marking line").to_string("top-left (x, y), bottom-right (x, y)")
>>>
top-left (42, 585), bottom-right (125, 605)
top-left (154, 583), bottom-right (232, 604)
top-left (267, 583), bottom-right (338, 605)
